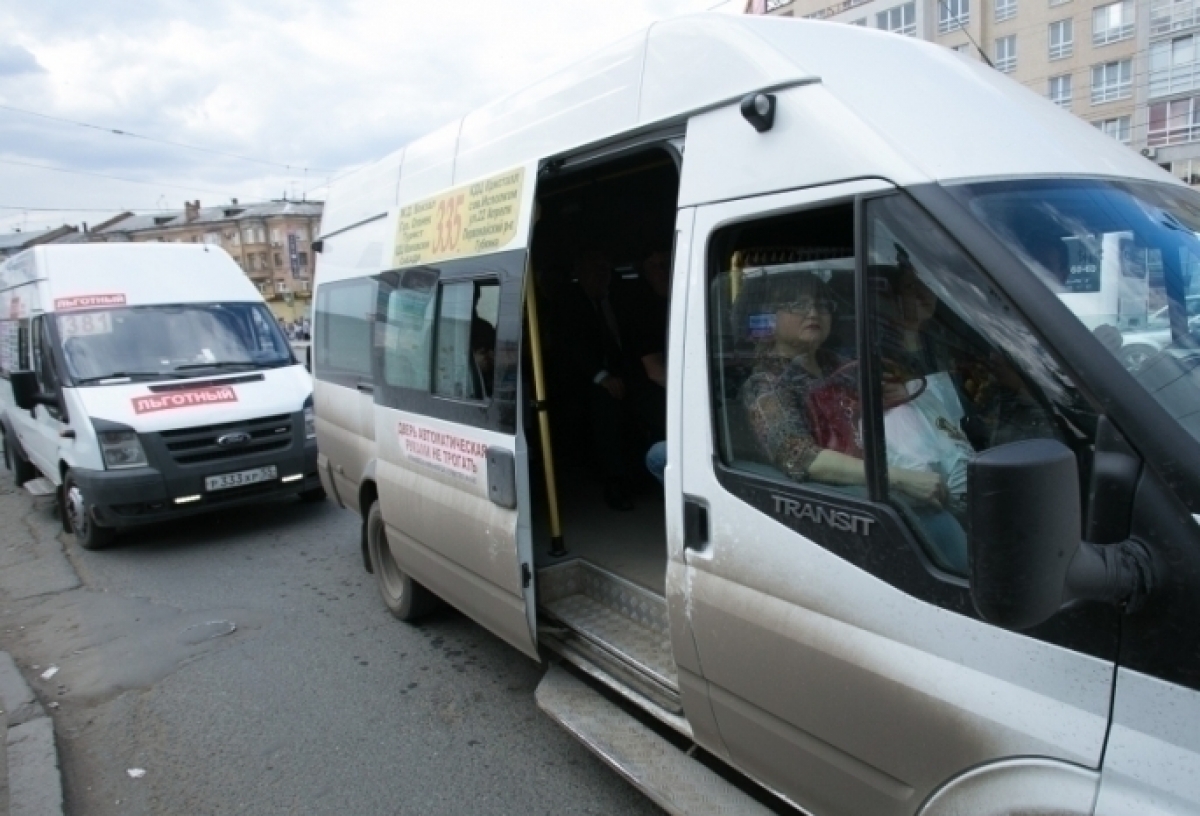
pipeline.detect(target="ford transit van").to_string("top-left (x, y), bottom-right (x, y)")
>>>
top-left (312, 15), bottom-right (1200, 815)
top-left (0, 243), bottom-right (323, 549)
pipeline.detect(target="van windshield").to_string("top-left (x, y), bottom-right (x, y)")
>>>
top-left (949, 178), bottom-right (1200, 444)
top-left (56, 302), bottom-right (293, 384)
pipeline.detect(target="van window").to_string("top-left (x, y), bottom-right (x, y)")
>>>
top-left (866, 193), bottom-right (1098, 575)
top-left (708, 204), bottom-right (861, 498)
top-left (0, 319), bottom-right (29, 376)
top-left (433, 280), bottom-right (499, 401)
top-left (380, 267), bottom-right (439, 391)
top-left (314, 278), bottom-right (374, 384)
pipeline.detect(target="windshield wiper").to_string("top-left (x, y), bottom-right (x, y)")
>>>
top-left (173, 360), bottom-right (259, 372)
top-left (75, 371), bottom-right (182, 384)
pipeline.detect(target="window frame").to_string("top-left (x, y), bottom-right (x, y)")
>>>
top-left (430, 276), bottom-right (501, 407)
top-left (1092, 0), bottom-right (1135, 45)
top-left (313, 276), bottom-right (376, 389)
top-left (1091, 58), bottom-right (1133, 104)
top-left (1049, 73), bottom-right (1074, 107)
top-left (995, 0), bottom-right (1017, 22)
top-left (995, 34), bottom-right (1017, 73)
top-left (372, 249), bottom-right (524, 435)
top-left (1049, 19), bottom-right (1074, 60)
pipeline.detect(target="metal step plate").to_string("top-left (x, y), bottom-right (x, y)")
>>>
top-left (536, 664), bottom-right (777, 816)
top-left (22, 478), bottom-right (55, 497)
top-left (540, 560), bottom-right (677, 688)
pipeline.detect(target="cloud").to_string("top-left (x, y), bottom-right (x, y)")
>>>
top-left (0, 43), bottom-right (44, 77)
top-left (0, 0), bottom-right (737, 232)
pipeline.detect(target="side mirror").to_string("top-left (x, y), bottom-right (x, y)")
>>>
top-left (10, 371), bottom-right (40, 411)
top-left (968, 439), bottom-right (1153, 630)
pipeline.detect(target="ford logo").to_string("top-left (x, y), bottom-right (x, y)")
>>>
top-left (217, 432), bottom-right (252, 448)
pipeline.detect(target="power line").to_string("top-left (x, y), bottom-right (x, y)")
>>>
top-left (0, 158), bottom-right (244, 197)
top-left (0, 102), bottom-right (335, 174)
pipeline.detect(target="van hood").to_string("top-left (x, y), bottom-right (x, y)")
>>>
top-left (71, 365), bottom-right (313, 432)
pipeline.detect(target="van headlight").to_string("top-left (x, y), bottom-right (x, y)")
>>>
top-left (99, 431), bottom-right (148, 469)
top-left (304, 406), bottom-right (316, 439)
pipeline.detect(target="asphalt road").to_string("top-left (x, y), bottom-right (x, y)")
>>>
top-left (0, 473), bottom-right (662, 816)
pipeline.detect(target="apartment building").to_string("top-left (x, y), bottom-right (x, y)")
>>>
top-left (92, 199), bottom-right (322, 320)
top-left (751, 0), bottom-right (1196, 184)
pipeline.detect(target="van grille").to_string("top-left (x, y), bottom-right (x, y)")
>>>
top-left (158, 414), bottom-right (293, 465)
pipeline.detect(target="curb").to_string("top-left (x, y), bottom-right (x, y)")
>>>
top-left (0, 651), bottom-right (63, 816)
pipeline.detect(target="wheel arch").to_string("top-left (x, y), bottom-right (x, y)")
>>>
top-left (917, 757), bottom-right (1100, 816)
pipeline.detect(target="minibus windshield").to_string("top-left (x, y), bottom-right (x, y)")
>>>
top-left (950, 178), bottom-right (1200, 445)
top-left (57, 302), bottom-right (293, 384)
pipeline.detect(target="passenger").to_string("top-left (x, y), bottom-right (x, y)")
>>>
top-left (740, 271), bottom-right (967, 571)
top-left (631, 248), bottom-right (671, 485)
top-left (470, 314), bottom-right (496, 399)
top-left (559, 249), bottom-right (636, 511)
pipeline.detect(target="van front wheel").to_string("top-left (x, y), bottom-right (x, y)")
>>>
top-left (64, 472), bottom-right (116, 550)
top-left (366, 501), bottom-right (437, 621)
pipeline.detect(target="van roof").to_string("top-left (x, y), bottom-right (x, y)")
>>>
top-left (320, 13), bottom-right (1171, 237)
top-left (0, 243), bottom-right (263, 310)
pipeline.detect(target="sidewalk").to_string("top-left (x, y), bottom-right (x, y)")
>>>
top-left (0, 650), bottom-right (63, 816)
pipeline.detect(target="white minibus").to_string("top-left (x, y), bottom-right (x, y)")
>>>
top-left (0, 243), bottom-right (323, 549)
top-left (312, 14), bottom-right (1200, 815)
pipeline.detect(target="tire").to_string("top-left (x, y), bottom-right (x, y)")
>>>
top-left (298, 485), bottom-right (327, 503)
top-left (366, 501), bottom-right (438, 621)
top-left (63, 470), bottom-right (117, 551)
top-left (1119, 343), bottom-right (1158, 372)
top-left (8, 437), bottom-right (37, 486)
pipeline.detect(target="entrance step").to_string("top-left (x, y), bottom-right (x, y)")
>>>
top-left (536, 664), bottom-right (777, 816)
top-left (539, 560), bottom-right (676, 690)
top-left (21, 479), bottom-right (54, 497)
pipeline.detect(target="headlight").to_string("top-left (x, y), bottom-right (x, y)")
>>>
top-left (98, 431), bottom-right (148, 469)
top-left (304, 407), bottom-right (316, 439)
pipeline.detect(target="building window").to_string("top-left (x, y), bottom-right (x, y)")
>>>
top-left (204, 232), bottom-right (220, 245)
top-left (1149, 96), bottom-right (1200, 145)
top-left (1049, 73), bottom-right (1074, 107)
top-left (270, 228), bottom-right (280, 244)
top-left (939, 0), bottom-right (969, 33)
top-left (849, 17), bottom-right (867, 25)
top-left (1093, 0), bottom-right (1135, 44)
top-left (877, 2), bottom-right (916, 35)
top-left (951, 42), bottom-right (972, 52)
top-left (1150, 35), bottom-right (1200, 97)
top-left (1092, 59), bottom-right (1133, 103)
top-left (996, 0), bottom-right (1017, 21)
top-left (274, 252), bottom-right (282, 268)
top-left (1050, 0), bottom-right (1072, 7)
top-left (1095, 115), bottom-right (1132, 142)
top-left (995, 35), bottom-right (1017, 72)
top-left (1049, 19), bottom-right (1074, 59)
top-left (1151, 0), bottom-right (1200, 37)
top-left (275, 280), bottom-right (290, 294)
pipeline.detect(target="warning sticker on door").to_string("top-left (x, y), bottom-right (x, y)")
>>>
top-left (55, 293), bottom-right (127, 311)
top-left (133, 386), bottom-right (238, 415)
top-left (397, 421), bottom-right (487, 484)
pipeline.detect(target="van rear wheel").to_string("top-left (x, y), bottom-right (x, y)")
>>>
top-left (366, 501), bottom-right (438, 621)
top-left (64, 471), bottom-right (116, 551)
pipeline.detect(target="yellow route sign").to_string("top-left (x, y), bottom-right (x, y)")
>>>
top-left (392, 167), bottom-right (525, 267)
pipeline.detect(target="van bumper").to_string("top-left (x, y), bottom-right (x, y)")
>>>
top-left (76, 437), bottom-right (320, 528)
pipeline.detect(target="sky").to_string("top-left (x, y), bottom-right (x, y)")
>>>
top-left (0, 0), bottom-right (741, 235)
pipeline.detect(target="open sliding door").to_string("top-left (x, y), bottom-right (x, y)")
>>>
top-left (373, 161), bottom-right (541, 658)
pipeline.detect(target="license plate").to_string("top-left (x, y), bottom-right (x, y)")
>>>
top-left (205, 465), bottom-right (277, 492)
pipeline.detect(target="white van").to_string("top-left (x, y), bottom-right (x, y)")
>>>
top-left (0, 243), bottom-right (323, 549)
top-left (312, 15), bottom-right (1200, 816)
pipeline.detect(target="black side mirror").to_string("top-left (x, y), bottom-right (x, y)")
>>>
top-left (968, 438), bottom-right (1154, 630)
top-left (10, 371), bottom-right (40, 411)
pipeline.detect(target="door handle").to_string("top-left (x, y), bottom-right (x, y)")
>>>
top-left (684, 498), bottom-right (709, 551)
top-left (355, 382), bottom-right (374, 395)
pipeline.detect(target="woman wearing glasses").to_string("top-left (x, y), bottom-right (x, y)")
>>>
top-left (741, 271), bottom-right (952, 514)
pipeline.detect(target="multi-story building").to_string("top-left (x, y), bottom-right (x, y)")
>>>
top-left (91, 199), bottom-right (323, 320)
top-left (750, 0), bottom-right (1196, 185)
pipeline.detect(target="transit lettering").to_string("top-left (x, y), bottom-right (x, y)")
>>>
top-left (771, 494), bottom-right (875, 536)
